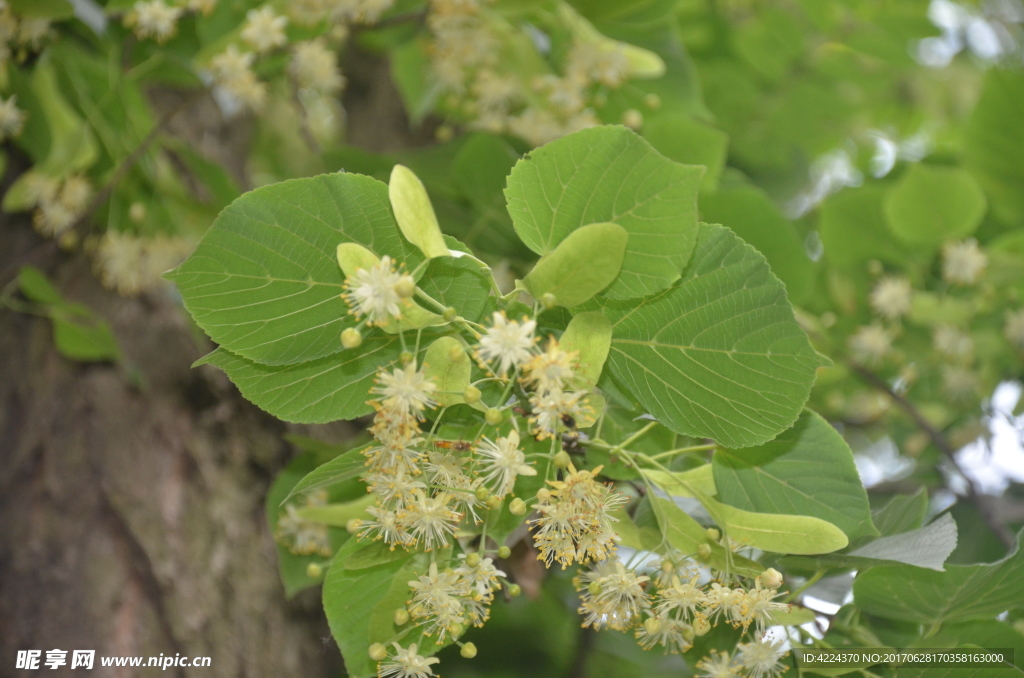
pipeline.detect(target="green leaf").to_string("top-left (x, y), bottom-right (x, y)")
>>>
top-left (591, 223), bottom-right (828, 448)
top-left (194, 338), bottom-right (401, 424)
top-left (505, 125), bottom-right (704, 300)
top-left (609, 505), bottom-right (645, 550)
top-left (51, 311), bottom-right (120, 363)
top-left (18, 265), bottom-right (62, 305)
top-left (883, 165), bottom-right (987, 247)
top-left (324, 548), bottom-right (413, 678)
top-left (282, 447), bottom-right (368, 505)
top-left (389, 165), bottom-right (450, 259)
top-left (345, 541), bottom-right (416, 570)
top-left (642, 113), bottom-right (728, 192)
top-left (925, 621), bottom-right (1024, 670)
top-left (170, 173), bottom-right (423, 366)
top-left (964, 69), bottom-right (1024, 225)
top-left (698, 492), bottom-right (848, 555)
top-left (713, 411), bottom-right (877, 542)
top-left (522, 222), bottom-right (628, 307)
top-left (31, 55), bottom-right (99, 176)
top-left (848, 513), bottom-right (958, 572)
top-left (872, 489), bottom-right (929, 537)
top-left (642, 465), bottom-right (717, 498)
top-left (559, 311), bottom-right (612, 389)
top-left (423, 337), bottom-right (471, 406)
top-left (297, 494), bottom-right (376, 527)
top-left (854, 529), bottom-right (1024, 624)
top-left (9, 0), bottom-right (74, 19)
top-left (648, 496), bottom-right (761, 576)
top-left (818, 185), bottom-right (913, 272)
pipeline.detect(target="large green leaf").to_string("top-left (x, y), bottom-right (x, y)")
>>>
top-left (591, 223), bottom-right (828, 448)
top-left (854, 530), bottom-right (1024, 624)
top-left (883, 164), bottom-right (986, 247)
top-left (194, 336), bottom-right (401, 423)
top-left (504, 125), bottom-right (703, 300)
top-left (169, 173), bottom-right (423, 366)
top-left (713, 411), bottom-right (877, 541)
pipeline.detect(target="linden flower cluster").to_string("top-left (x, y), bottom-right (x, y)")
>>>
top-left (16, 172), bottom-right (94, 245)
top-left (425, 0), bottom-right (651, 146)
top-left (92, 231), bottom-right (195, 297)
top-left (573, 557), bottom-right (791, 677)
top-left (275, 490), bottom-right (333, 557)
top-left (0, 2), bottom-right (53, 67)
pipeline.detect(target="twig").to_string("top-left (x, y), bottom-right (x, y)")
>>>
top-left (849, 361), bottom-right (1014, 547)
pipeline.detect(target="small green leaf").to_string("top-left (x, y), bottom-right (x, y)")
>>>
top-left (31, 55), bottom-right (99, 176)
top-left (522, 222), bottom-right (628, 307)
top-left (18, 265), bottom-right (62, 305)
top-left (701, 492), bottom-right (849, 555)
top-left (51, 312), bottom-right (120, 363)
top-left (909, 292), bottom-right (975, 327)
top-left (559, 311), bottom-right (612, 389)
top-left (423, 337), bottom-right (471, 406)
top-left (642, 465), bottom-right (717, 498)
top-left (389, 164), bottom-right (450, 259)
top-left (884, 164), bottom-right (987, 247)
top-left (282, 446), bottom-right (369, 505)
top-left (296, 494), bottom-right (375, 527)
top-left (337, 242), bottom-right (382, 274)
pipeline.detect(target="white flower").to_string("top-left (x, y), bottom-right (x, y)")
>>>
top-left (634, 613), bottom-right (693, 654)
top-left (58, 175), bottom-right (92, 212)
top-left (17, 17), bottom-right (50, 47)
top-left (209, 45), bottom-right (268, 112)
top-left (870, 276), bottom-right (912, 319)
top-left (735, 637), bottom-right (788, 678)
top-left (275, 490), bottom-right (332, 556)
top-left (656, 575), bottom-right (705, 621)
top-left (356, 505), bottom-right (413, 548)
top-left (241, 6), bottom-right (288, 53)
top-left (130, 0), bottom-right (183, 43)
top-left (343, 255), bottom-right (405, 324)
top-left (290, 39), bottom-right (345, 93)
top-left (476, 311), bottom-right (536, 375)
top-left (377, 643), bottom-right (440, 678)
top-left (943, 239), bottom-right (987, 285)
top-left (373, 361), bottom-right (437, 418)
top-left (933, 325), bottom-right (973, 361)
top-left (33, 201), bottom-right (76, 237)
top-left (848, 324), bottom-right (892, 365)
top-left (942, 365), bottom-right (978, 400)
top-left (0, 95), bottom-right (26, 140)
top-left (93, 232), bottom-right (193, 297)
top-left (186, 0), bottom-right (217, 15)
top-left (476, 430), bottom-right (535, 497)
top-left (696, 650), bottom-right (738, 678)
top-left (401, 490), bottom-right (459, 551)
top-left (1005, 309), bottom-right (1024, 350)
top-left (454, 554), bottom-right (505, 600)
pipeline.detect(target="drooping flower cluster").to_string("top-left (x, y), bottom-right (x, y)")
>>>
top-left (0, 94), bottom-right (26, 141)
top-left (275, 490), bottom-right (333, 557)
top-left (1, 2), bottom-right (52, 68)
top-left (93, 231), bottom-right (195, 296)
top-left (15, 172), bottom-right (93, 245)
top-left (406, 555), bottom-right (505, 641)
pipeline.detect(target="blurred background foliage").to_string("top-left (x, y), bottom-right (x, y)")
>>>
top-left (2, 0), bottom-right (1024, 675)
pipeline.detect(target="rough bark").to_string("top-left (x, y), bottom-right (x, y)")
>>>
top-left (0, 42), bottom-right (419, 678)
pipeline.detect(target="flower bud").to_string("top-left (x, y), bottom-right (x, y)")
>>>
top-left (486, 495), bottom-right (503, 511)
top-left (644, 617), bottom-right (662, 635)
top-left (448, 622), bottom-right (465, 638)
top-left (696, 543), bottom-right (712, 561)
top-left (463, 385), bottom-right (482, 404)
top-left (706, 528), bottom-right (720, 542)
top-left (448, 345), bottom-right (466, 362)
top-left (622, 108), bottom-right (643, 130)
top-left (644, 93), bottom-right (661, 110)
top-left (394, 608), bottom-right (410, 625)
top-left (588, 582), bottom-right (602, 596)
top-left (540, 293), bottom-right (557, 309)
top-left (341, 328), bottom-right (363, 349)
top-left (475, 486), bottom-right (490, 502)
top-left (306, 563), bottom-right (322, 578)
top-left (442, 306), bottom-right (458, 321)
top-left (508, 583), bottom-right (521, 597)
top-left (346, 518), bottom-right (362, 534)
top-left (509, 498), bottom-right (526, 515)
top-left (395, 275), bottom-right (416, 298)
top-left (761, 567), bottom-right (784, 590)
top-left (536, 488), bottom-right (551, 502)
top-left (485, 408), bottom-right (503, 425)
top-left (553, 450), bottom-right (571, 468)
top-left (400, 351), bottom-right (414, 364)
top-left (465, 552), bottom-right (481, 568)
top-left (368, 643), bottom-right (388, 661)
top-left (498, 546), bottom-right (512, 559)
top-left (460, 642), bottom-right (477, 659)
top-left (129, 201), bottom-right (147, 224)
top-left (681, 624), bottom-right (696, 642)
top-left (692, 617), bottom-right (711, 636)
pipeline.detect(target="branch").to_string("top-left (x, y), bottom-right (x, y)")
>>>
top-left (849, 361), bottom-right (1014, 547)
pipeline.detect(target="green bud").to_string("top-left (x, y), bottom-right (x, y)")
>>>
top-left (509, 498), bottom-right (527, 515)
top-left (484, 408), bottom-right (503, 425)
top-left (706, 528), bottom-right (720, 542)
top-left (346, 518), bottom-right (362, 534)
top-left (475, 486), bottom-right (490, 502)
top-left (306, 563), bottom-right (322, 578)
top-left (368, 643), bottom-right (388, 661)
top-left (442, 306), bottom-right (458, 321)
top-left (486, 495), bottom-right (503, 511)
top-left (394, 608), bottom-right (410, 625)
top-left (681, 625), bottom-right (695, 642)
top-left (460, 642), bottom-right (477, 659)
top-left (536, 488), bottom-right (551, 502)
top-left (394, 275), bottom-right (416, 298)
top-left (448, 345), bottom-right (466, 362)
top-left (553, 450), bottom-right (571, 468)
top-left (508, 583), bottom-right (522, 597)
top-left (540, 292), bottom-right (557, 309)
top-left (448, 622), bottom-right (465, 638)
top-left (341, 328), bottom-right (363, 349)
top-left (696, 543), bottom-right (712, 561)
top-left (497, 546), bottom-right (512, 559)
top-left (400, 351), bottom-right (414, 364)
top-left (465, 552), bottom-right (481, 568)
top-left (692, 618), bottom-right (711, 636)
top-left (588, 582), bottom-right (602, 596)
top-left (463, 385), bottom-right (482, 404)
top-left (761, 567), bottom-right (784, 590)
top-left (644, 617), bottom-right (662, 635)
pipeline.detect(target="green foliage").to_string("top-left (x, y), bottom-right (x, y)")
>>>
top-left (884, 165), bottom-right (987, 247)
top-left (521, 222), bottom-right (628, 306)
